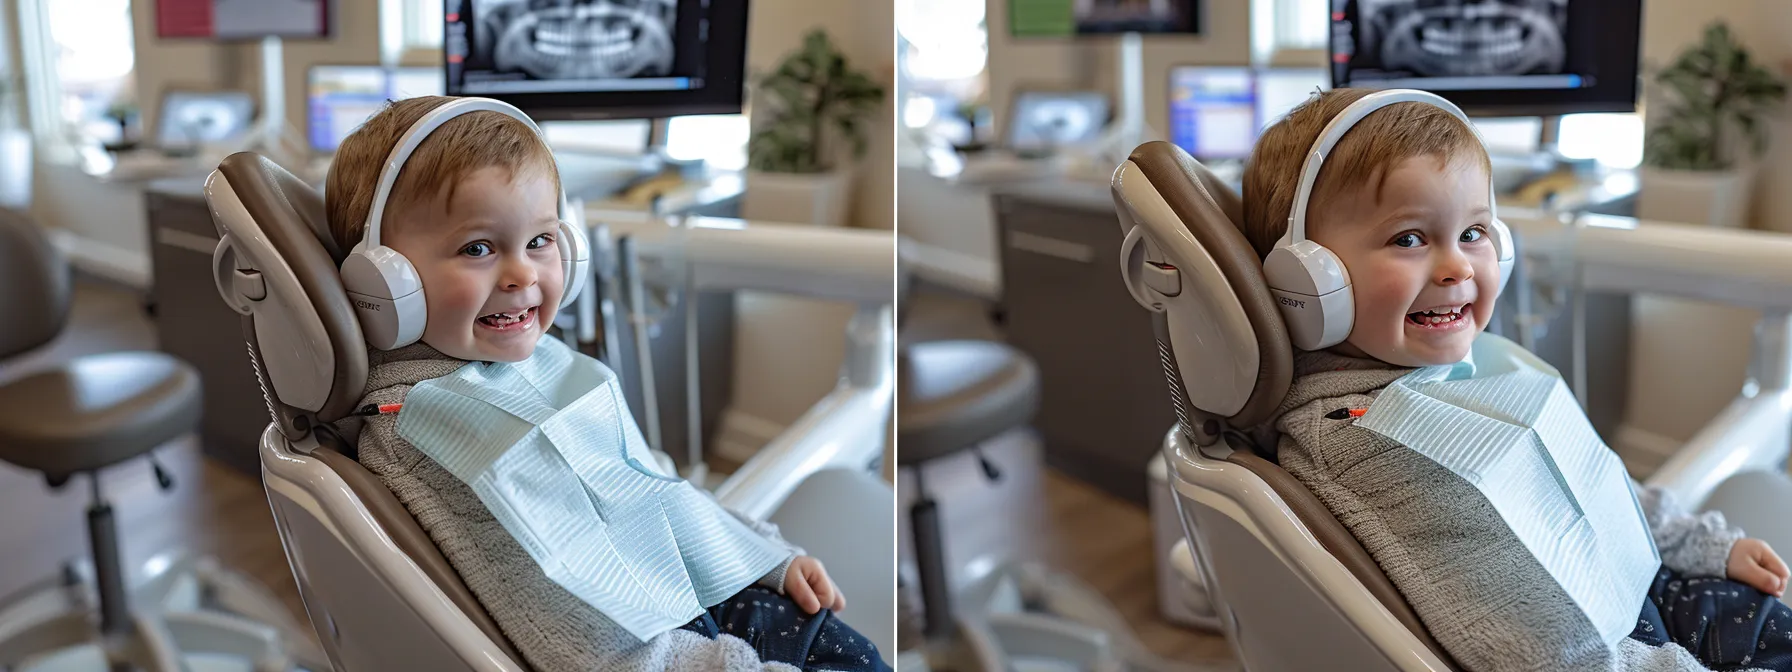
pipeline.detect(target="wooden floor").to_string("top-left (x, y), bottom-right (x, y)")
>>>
top-left (898, 290), bottom-right (1233, 666)
top-left (0, 281), bottom-right (309, 637)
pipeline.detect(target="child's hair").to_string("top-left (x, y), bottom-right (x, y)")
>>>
top-left (325, 96), bottom-right (560, 253)
top-left (1241, 88), bottom-right (1491, 259)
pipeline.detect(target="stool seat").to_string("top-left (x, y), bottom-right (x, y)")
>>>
top-left (898, 340), bottom-right (1039, 465)
top-left (0, 352), bottom-right (201, 478)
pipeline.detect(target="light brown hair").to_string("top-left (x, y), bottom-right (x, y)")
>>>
top-left (1241, 88), bottom-right (1491, 259)
top-left (325, 96), bottom-right (560, 252)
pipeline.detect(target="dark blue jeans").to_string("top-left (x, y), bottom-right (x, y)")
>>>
top-left (1632, 567), bottom-right (1792, 670)
top-left (680, 586), bottom-right (891, 672)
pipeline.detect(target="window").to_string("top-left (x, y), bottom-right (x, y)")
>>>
top-left (18, 0), bottom-right (136, 159)
top-left (1272, 0), bottom-right (1328, 51)
top-left (895, 0), bottom-right (987, 145)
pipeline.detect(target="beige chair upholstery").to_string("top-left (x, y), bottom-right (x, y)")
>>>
top-left (1120, 141), bottom-right (1460, 669)
top-left (213, 152), bottom-right (528, 668)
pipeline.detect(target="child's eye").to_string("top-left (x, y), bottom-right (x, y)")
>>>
top-left (1392, 233), bottom-right (1423, 248)
top-left (460, 242), bottom-right (492, 257)
top-left (527, 233), bottom-right (554, 250)
top-left (1461, 227), bottom-right (1486, 243)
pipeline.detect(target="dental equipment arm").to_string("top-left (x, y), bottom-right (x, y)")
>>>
top-left (588, 214), bottom-right (896, 520)
top-left (1506, 214), bottom-right (1792, 510)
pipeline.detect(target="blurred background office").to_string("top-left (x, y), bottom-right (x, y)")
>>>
top-left (895, 0), bottom-right (1792, 668)
top-left (0, 0), bottom-right (894, 667)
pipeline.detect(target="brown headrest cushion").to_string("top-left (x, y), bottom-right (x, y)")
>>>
top-left (1124, 142), bottom-right (1292, 429)
top-left (216, 153), bottom-right (367, 423)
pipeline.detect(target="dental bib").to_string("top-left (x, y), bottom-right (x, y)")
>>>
top-left (396, 336), bottom-right (790, 641)
top-left (1354, 333), bottom-right (1660, 647)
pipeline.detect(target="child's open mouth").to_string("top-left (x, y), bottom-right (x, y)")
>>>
top-left (477, 306), bottom-right (537, 332)
top-left (1407, 303), bottom-right (1471, 330)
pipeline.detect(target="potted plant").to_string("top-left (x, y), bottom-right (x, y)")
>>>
top-left (1637, 22), bottom-right (1787, 228)
top-left (742, 29), bottom-right (885, 227)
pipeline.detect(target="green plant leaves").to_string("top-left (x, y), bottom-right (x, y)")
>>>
top-left (746, 28), bottom-right (888, 173)
top-left (1643, 21), bottom-right (1788, 172)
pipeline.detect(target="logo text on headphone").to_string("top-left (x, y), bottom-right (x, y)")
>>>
top-left (1278, 296), bottom-right (1305, 310)
top-left (355, 300), bottom-right (382, 312)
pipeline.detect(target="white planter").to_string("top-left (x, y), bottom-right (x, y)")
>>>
top-left (1636, 166), bottom-right (1753, 228)
top-left (740, 168), bottom-right (854, 227)
top-left (0, 129), bottom-right (32, 211)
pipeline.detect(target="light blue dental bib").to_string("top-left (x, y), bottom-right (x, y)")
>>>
top-left (1354, 333), bottom-right (1660, 648)
top-left (396, 336), bottom-right (790, 642)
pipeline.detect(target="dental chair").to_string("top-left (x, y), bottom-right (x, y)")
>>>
top-left (1110, 141), bottom-right (1792, 671)
top-left (204, 153), bottom-right (895, 671)
top-left (0, 208), bottom-right (320, 671)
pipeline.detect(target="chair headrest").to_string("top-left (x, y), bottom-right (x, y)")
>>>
top-left (207, 152), bottom-right (368, 440)
top-left (1112, 142), bottom-right (1292, 439)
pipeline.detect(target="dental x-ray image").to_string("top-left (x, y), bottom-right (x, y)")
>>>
top-left (1353, 0), bottom-right (1567, 78)
top-left (469, 0), bottom-right (678, 81)
top-left (1008, 91), bottom-right (1109, 152)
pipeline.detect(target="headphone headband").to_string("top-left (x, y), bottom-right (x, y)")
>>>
top-left (1282, 90), bottom-right (1497, 247)
top-left (359, 97), bottom-right (561, 249)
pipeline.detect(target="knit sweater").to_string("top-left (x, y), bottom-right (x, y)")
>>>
top-left (350, 342), bottom-right (806, 671)
top-left (1269, 348), bottom-right (1752, 672)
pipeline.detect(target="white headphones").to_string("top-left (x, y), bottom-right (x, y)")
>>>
top-left (339, 97), bottom-right (591, 350)
top-left (1263, 89), bottom-right (1515, 351)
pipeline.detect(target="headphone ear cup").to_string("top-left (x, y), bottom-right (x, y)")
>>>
top-left (1491, 218), bottom-right (1516, 295)
top-left (340, 247), bottom-right (427, 350)
top-left (1263, 241), bottom-right (1354, 351)
top-left (558, 219), bottom-right (591, 309)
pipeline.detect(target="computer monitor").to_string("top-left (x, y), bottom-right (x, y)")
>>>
top-left (157, 0), bottom-right (332, 40)
top-left (1010, 0), bottom-right (1201, 36)
top-left (444, 0), bottom-right (750, 120)
top-left (308, 66), bottom-right (445, 153)
top-left (1007, 91), bottom-right (1110, 152)
top-left (157, 91), bottom-right (256, 151)
top-left (1255, 68), bottom-right (1328, 129)
top-left (1329, 0), bottom-right (1643, 116)
top-left (1167, 67), bottom-right (1256, 161)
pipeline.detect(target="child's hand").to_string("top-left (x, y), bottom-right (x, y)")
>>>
top-left (1728, 538), bottom-right (1790, 598)
top-left (784, 556), bottom-right (847, 614)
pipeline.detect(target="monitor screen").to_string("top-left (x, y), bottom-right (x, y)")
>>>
top-left (1167, 67), bottom-right (1256, 161)
top-left (308, 66), bottom-right (445, 153)
top-left (1329, 0), bottom-right (1642, 116)
top-left (1255, 68), bottom-right (1327, 130)
top-left (158, 91), bottom-right (256, 150)
top-left (157, 0), bottom-right (331, 40)
top-left (445, 0), bottom-right (750, 120)
top-left (1008, 91), bottom-right (1109, 151)
top-left (1010, 0), bottom-right (1201, 36)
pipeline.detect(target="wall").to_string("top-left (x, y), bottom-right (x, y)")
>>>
top-left (984, 0), bottom-right (1252, 142)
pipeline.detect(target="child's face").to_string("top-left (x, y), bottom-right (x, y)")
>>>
top-left (386, 166), bottom-right (564, 363)
top-left (1309, 154), bottom-right (1498, 367)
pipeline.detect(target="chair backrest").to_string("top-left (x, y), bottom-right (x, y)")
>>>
top-left (0, 208), bottom-right (71, 360)
top-left (204, 153), bottom-right (528, 670)
top-left (1112, 143), bottom-right (1460, 669)
top-left (1166, 436), bottom-right (1458, 671)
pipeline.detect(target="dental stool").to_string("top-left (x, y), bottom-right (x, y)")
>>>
top-left (0, 210), bottom-right (316, 671)
top-left (1112, 140), bottom-right (1792, 671)
top-left (898, 338), bottom-right (1040, 637)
